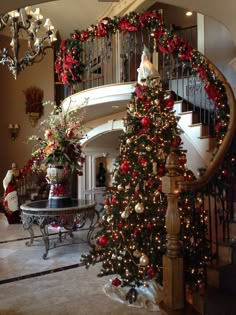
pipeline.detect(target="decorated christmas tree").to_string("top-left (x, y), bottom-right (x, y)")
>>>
top-left (82, 51), bottom-right (210, 296)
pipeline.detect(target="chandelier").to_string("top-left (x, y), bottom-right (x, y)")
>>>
top-left (0, 6), bottom-right (57, 79)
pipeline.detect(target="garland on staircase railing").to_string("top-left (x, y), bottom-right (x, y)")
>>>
top-left (55, 10), bottom-right (230, 150)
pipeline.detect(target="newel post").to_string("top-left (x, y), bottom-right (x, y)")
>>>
top-left (162, 151), bottom-right (184, 310)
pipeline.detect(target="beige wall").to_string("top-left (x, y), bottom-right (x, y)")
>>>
top-left (0, 35), bottom-right (55, 195)
top-left (204, 16), bottom-right (236, 95)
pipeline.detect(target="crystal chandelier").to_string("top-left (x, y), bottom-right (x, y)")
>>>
top-left (0, 6), bottom-right (57, 79)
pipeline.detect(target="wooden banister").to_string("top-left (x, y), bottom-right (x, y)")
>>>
top-left (177, 56), bottom-right (236, 191)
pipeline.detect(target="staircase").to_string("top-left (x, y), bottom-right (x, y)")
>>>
top-left (173, 100), bottom-right (216, 172)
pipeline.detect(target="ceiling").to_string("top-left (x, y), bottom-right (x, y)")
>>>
top-left (3, 0), bottom-right (236, 44)
top-left (36, 0), bottom-right (116, 39)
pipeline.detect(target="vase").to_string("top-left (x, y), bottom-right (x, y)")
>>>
top-left (46, 165), bottom-right (72, 208)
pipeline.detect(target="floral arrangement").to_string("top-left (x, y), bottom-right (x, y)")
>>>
top-left (54, 10), bottom-right (229, 148)
top-left (27, 101), bottom-right (87, 175)
top-left (23, 86), bottom-right (44, 117)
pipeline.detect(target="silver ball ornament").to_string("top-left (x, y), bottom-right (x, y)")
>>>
top-left (117, 184), bottom-right (123, 191)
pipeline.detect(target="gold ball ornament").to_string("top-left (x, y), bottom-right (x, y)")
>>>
top-left (107, 215), bottom-right (114, 223)
top-left (133, 249), bottom-right (142, 258)
top-left (135, 202), bottom-right (144, 213)
top-left (139, 254), bottom-right (150, 266)
top-left (145, 145), bottom-right (152, 152)
top-left (129, 104), bottom-right (135, 112)
top-left (126, 138), bottom-right (132, 145)
top-left (121, 206), bottom-right (130, 219)
top-left (95, 244), bottom-right (102, 251)
top-left (104, 204), bottom-right (111, 213)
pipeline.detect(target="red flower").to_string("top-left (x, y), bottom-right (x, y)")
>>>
top-left (204, 82), bottom-right (221, 101)
top-left (119, 17), bottom-right (138, 32)
top-left (159, 39), bottom-right (175, 54)
top-left (72, 33), bottom-right (79, 40)
top-left (215, 122), bottom-right (222, 132)
top-left (135, 84), bottom-right (148, 99)
top-left (80, 30), bottom-right (89, 41)
top-left (196, 66), bottom-right (207, 80)
top-left (60, 40), bottom-right (67, 51)
top-left (139, 11), bottom-right (162, 27)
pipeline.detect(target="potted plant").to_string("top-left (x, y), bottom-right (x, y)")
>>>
top-left (27, 101), bottom-right (88, 206)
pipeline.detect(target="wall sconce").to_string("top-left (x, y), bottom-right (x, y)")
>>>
top-left (9, 123), bottom-right (20, 140)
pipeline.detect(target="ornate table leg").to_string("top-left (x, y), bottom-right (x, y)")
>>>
top-left (38, 217), bottom-right (50, 259)
top-left (87, 209), bottom-right (99, 246)
top-left (21, 213), bottom-right (35, 246)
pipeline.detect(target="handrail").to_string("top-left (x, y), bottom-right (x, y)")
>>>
top-left (177, 56), bottom-right (236, 191)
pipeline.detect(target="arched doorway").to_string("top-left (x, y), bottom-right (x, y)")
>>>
top-left (78, 121), bottom-right (123, 210)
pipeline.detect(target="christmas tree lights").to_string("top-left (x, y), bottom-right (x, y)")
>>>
top-left (82, 74), bottom-right (210, 294)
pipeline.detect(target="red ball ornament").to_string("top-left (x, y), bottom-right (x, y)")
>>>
top-left (133, 228), bottom-right (139, 236)
top-left (157, 185), bottom-right (162, 192)
top-left (112, 197), bottom-right (118, 204)
top-left (121, 161), bottom-right (130, 172)
top-left (151, 135), bottom-right (159, 143)
top-left (98, 235), bottom-right (108, 246)
top-left (147, 178), bottom-right (154, 186)
top-left (172, 137), bottom-right (181, 147)
top-left (147, 266), bottom-right (156, 279)
top-left (132, 171), bottom-right (137, 178)
top-left (141, 116), bottom-right (151, 127)
top-left (166, 98), bottom-right (174, 108)
top-left (147, 223), bottom-right (153, 229)
top-left (180, 156), bottom-right (187, 164)
top-left (117, 222), bottom-right (123, 228)
top-left (158, 165), bottom-right (165, 175)
top-left (104, 198), bottom-right (110, 205)
top-left (222, 169), bottom-right (228, 176)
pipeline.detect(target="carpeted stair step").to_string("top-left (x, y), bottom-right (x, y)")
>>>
top-left (219, 264), bottom-right (236, 294)
top-left (203, 289), bottom-right (236, 315)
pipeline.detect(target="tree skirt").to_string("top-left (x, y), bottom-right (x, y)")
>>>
top-left (103, 278), bottom-right (166, 313)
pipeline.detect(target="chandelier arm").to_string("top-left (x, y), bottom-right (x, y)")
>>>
top-left (0, 7), bottom-right (57, 78)
top-left (0, 14), bottom-right (9, 30)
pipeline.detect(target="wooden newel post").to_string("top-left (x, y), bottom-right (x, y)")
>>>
top-left (162, 151), bottom-right (184, 310)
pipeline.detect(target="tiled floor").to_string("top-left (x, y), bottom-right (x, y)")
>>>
top-left (0, 213), bottom-right (170, 315)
